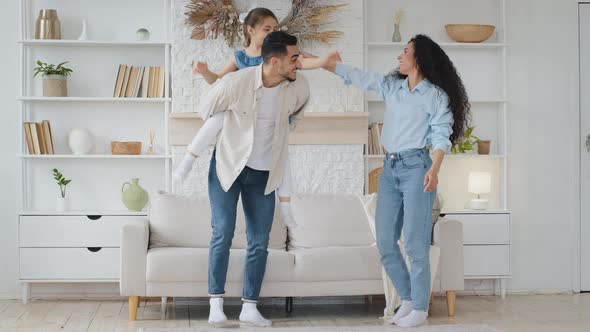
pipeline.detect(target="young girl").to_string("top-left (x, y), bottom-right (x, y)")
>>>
top-left (174, 8), bottom-right (330, 229)
top-left (323, 35), bottom-right (470, 327)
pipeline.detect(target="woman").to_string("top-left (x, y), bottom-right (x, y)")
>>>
top-left (323, 34), bottom-right (470, 328)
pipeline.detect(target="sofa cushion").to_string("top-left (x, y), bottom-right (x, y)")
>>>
top-left (291, 246), bottom-right (382, 282)
top-left (146, 247), bottom-right (294, 282)
top-left (148, 190), bottom-right (286, 250)
top-left (288, 193), bottom-right (375, 249)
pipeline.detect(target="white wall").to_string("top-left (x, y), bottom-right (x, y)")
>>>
top-left (0, 0), bottom-right (583, 298)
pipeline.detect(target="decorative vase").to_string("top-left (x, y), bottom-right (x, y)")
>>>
top-left (56, 197), bottom-right (68, 212)
top-left (122, 178), bottom-right (149, 212)
top-left (78, 19), bottom-right (88, 40)
top-left (477, 140), bottom-right (491, 155)
top-left (43, 75), bottom-right (67, 97)
top-left (35, 9), bottom-right (61, 39)
top-left (136, 28), bottom-right (150, 41)
top-left (68, 129), bottom-right (95, 155)
top-left (392, 24), bottom-right (401, 42)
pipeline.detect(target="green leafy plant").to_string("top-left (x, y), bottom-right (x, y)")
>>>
top-left (33, 61), bottom-right (73, 78)
top-left (52, 168), bottom-right (71, 198)
top-left (451, 126), bottom-right (481, 154)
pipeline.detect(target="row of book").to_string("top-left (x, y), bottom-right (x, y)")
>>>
top-left (24, 121), bottom-right (54, 155)
top-left (367, 122), bottom-right (386, 155)
top-left (113, 65), bottom-right (166, 98)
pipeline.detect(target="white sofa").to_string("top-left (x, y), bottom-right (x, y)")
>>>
top-left (120, 191), bottom-right (464, 320)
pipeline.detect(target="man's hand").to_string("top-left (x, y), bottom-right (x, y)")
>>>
top-left (279, 201), bottom-right (297, 228)
top-left (423, 167), bottom-right (439, 193)
top-left (192, 61), bottom-right (209, 75)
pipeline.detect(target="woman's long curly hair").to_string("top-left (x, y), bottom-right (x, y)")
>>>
top-left (388, 34), bottom-right (471, 144)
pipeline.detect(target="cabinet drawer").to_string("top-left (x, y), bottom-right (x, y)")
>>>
top-left (19, 248), bottom-right (119, 280)
top-left (464, 245), bottom-right (510, 276)
top-left (19, 216), bottom-right (146, 247)
top-left (446, 214), bottom-right (510, 245)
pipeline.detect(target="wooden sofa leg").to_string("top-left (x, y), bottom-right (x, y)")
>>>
top-left (446, 291), bottom-right (456, 317)
top-left (129, 296), bottom-right (140, 321)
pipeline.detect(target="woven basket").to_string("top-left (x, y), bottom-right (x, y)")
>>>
top-left (368, 167), bottom-right (383, 194)
top-left (111, 141), bottom-right (142, 155)
top-left (445, 24), bottom-right (495, 43)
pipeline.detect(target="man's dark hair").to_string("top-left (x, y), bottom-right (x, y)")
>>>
top-left (262, 31), bottom-right (298, 63)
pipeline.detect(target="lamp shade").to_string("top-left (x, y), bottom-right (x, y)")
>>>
top-left (468, 171), bottom-right (491, 194)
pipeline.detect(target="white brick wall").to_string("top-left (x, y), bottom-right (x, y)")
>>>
top-left (171, 0), bottom-right (365, 196)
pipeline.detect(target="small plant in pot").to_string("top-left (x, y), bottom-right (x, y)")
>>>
top-left (33, 60), bottom-right (73, 97)
top-left (451, 126), bottom-right (479, 154)
top-left (52, 168), bottom-right (71, 211)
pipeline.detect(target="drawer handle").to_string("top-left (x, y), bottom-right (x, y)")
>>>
top-left (86, 215), bottom-right (102, 220)
top-left (87, 247), bottom-right (102, 252)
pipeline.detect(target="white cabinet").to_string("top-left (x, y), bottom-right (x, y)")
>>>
top-left (444, 212), bottom-right (511, 298)
top-left (18, 214), bottom-right (147, 303)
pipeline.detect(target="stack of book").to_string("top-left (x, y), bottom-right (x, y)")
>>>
top-left (24, 121), bottom-right (54, 155)
top-left (112, 65), bottom-right (166, 98)
top-left (367, 122), bottom-right (386, 155)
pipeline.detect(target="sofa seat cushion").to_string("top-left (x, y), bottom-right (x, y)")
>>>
top-left (291, 246), bottom-right (382, 282)
top-left (146, 247), bottom-right (295, 282)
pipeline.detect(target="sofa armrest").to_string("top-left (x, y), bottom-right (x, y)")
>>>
top-left (433, 218), bottom-right (464, 291)
top-left (120, 220), bottom-right (149, 296)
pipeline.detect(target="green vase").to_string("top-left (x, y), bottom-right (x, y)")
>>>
top-left (392, 24), bottom-right (401, 42)
top-left (121, 178), bottom-right (148, 212)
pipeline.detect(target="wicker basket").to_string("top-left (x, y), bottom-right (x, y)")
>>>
top-left (445, 24), bottom-right (495, 43)
top-left (368, 167), bottom-right (383, 194)
top-left (111, 141), bottom-right (142, 155)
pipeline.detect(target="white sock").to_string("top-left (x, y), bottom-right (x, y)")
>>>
top-left (172, 153), bottom-right (196, 183)
top-left (239, 302), bottom-right (272, 327)
top-left (208, 297), bottom-right (227, 326)
top-left (395, 309), bottom-right (428, 328)
top-left (388, 300), bottom-right (413, 324)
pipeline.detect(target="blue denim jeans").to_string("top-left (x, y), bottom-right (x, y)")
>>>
top-left (375, 148), bottom-right (435, 311)
top-left (207, 153), bottom-right (276, 302)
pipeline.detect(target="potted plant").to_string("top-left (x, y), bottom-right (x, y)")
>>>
top-left (451, 126), bottom-right (492, 155)
top-left (33, 60), bottom-right (73, 97)
top-left (52, 168), bottom-right (71, 211)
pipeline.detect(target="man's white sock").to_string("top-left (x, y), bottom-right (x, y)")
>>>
top-left (239, 302), bottom-right (272, 327)
top-left (395, 309), bottom-right (428, 328)
top-left (208, 297), bottom-right (227, 326)
top-left (387, 300), bottom-right (413, 324)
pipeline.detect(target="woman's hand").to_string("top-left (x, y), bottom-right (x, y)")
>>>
top-left (321, 51), bottom-right (342, 72)
top-left (192, 61), bottom-right (209, 75)
top-left (423, 167), bottom-right (439, 193)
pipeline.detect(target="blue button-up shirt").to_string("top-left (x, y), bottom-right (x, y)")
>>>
top-left (335, 64), bottom-right (454, 153)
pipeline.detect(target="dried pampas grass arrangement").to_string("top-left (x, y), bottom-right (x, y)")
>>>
top-left (185, 0), bottom-right (347, 48)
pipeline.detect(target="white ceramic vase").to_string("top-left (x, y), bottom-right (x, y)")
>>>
top-left (56, 197), bottom-right (68, 212)
top-left (68, 129), bottom-right (94, 155)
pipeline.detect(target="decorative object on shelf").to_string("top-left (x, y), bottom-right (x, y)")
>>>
top-left (451, 125), bottom-right (480, 154)
top-left (78, 19), bottom-right (88, 40)
top-left (445, 24), bottom-right (495, 43)
top-left (136, 28), bottom-right (150, 41)
top-left (477, 139), bottom-right (491, 155)
top-left (35, 9), bottom-right (61, 39)
top-left (368, 167), bottom-right (382, 194)
top-left (111, 141), bottom-right (142, 155)
top-left (147, 131), bottom-right (156, 155)
top-left (184, 0), bottom-right (347, 47)
top-left (392, 9), bottom-right (405, 42)
top-left (122, 178), bottom-right (149, 212)
top-left (68, 129), bottom-right (95, 155)
top-left (33, 60), bottom-right (73, 97)
top-left (467, 171), bottom-right (491, 210)
top-left (52, 168), bottom-right (71, 212)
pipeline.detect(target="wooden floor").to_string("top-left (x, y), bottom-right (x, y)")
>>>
top-left (0, 294), bottom-right (589, 331)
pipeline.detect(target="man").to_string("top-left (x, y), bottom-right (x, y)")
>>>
top-left (197, 31), bottom-right (309, 327)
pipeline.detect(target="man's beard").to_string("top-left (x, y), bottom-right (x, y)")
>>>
top-left (279, 70), bottom-right (296, 82)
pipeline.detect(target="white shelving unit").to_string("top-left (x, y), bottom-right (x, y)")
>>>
top-left (17, 0), bottom-right (172, 303)
top-left (362, 0), bottom-right (511, 298)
